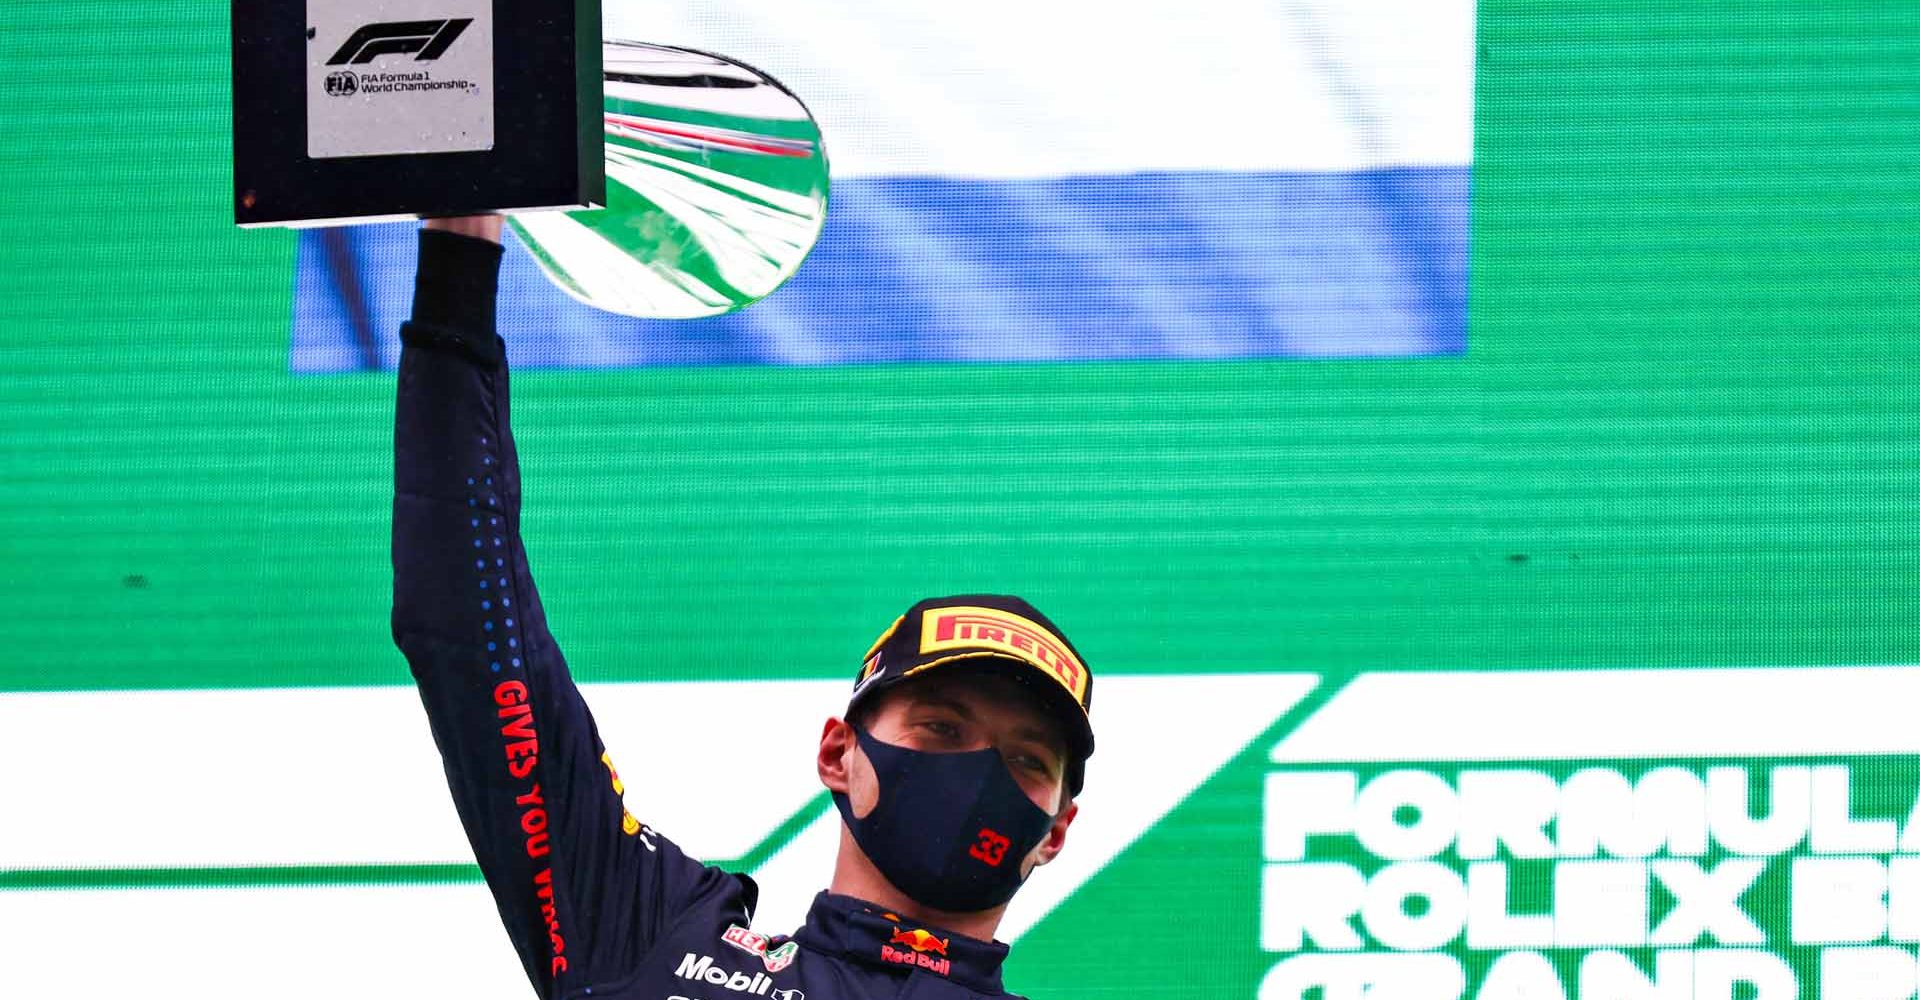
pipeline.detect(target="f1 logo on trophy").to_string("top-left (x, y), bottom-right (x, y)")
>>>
top-left (233, 0), bottom-right (829, 317)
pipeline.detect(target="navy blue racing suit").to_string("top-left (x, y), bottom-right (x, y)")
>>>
top-left (392, 229), bottom-right (1027, 1000)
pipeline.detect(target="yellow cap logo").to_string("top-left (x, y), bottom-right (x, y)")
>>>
top-left (918, 606), bottom-right (1089, 706)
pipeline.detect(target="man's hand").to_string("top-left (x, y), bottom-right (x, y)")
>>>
top-left (423, 214), bottom-right (503, 244)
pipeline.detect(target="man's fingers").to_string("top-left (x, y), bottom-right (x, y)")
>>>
top-left (423, 215), bottom-right (503, 244)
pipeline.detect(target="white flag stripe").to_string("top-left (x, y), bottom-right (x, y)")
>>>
top-left (0, 884), bottom-right (528, 1000)
top-left (1270, 666), bottom-right (1920, 764)
top-left (608, 0), bottom-right (1474, 179)
top-left (738, 673), bottom-right (1323, 940)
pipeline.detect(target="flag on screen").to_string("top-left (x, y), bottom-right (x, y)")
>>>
top-left (291, 0), bottom-right (1473, 371)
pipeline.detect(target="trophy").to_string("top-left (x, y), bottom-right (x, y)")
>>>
top-left (233, 2), bottom-right (828, 317)
top-left (512, 41), bottom-right (830, 319)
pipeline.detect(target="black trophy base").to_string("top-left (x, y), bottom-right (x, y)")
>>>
top-left (232, 0), bottom-right (604, 227)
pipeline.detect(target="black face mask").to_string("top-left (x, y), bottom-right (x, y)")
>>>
top-left (831, 725), bottom-right (1056, 913)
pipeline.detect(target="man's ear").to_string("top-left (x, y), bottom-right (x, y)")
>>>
top-left (817, 716), bottom-right (855, 793)
top-left (1028, 800), bottom-right (1077, 870)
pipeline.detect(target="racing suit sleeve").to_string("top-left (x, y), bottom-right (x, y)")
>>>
top-left (391, 228), bottom-right (743, 998)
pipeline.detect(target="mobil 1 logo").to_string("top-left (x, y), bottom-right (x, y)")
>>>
top-left (304, 0), bottom-right (493, 159)
top-left (1259, 756), bottom-right (1920, 999)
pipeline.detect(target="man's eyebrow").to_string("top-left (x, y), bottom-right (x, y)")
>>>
top-left (1014, 726), bottom-right (1061, 751)
top-left (911, 693), bottom-right (975, 719)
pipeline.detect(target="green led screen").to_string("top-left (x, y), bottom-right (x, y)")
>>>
top-left (2, 3), bottom-right (1918, 998)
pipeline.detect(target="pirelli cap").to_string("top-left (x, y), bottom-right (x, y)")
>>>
top-left (849, 595), bottom-right (1094, 793)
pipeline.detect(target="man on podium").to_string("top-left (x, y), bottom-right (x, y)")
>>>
top-left (392, 215), bottom-right (1095, 999)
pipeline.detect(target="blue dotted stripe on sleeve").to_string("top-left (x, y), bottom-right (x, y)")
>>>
top-left (471, 434), bottom-right (519, 676)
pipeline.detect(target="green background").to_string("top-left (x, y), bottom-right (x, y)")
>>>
top-left (1, 2), bottom-right (1916, 996)
top-left (3, 3), bottom-right (1917, 692)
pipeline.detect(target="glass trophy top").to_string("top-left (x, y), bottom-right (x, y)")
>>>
top-left (510, 40), bottom-right (830, 319)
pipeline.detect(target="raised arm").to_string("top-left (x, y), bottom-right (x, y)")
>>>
top-left (391, 220), bottom-right (735, 997)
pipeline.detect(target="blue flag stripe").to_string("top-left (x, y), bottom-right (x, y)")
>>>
top-left (291, 166), bottom-right (1467, 371)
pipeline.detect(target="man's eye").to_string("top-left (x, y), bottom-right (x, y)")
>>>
top-left (1011, 754), bottom-right (1050, 773)
top-left (920, 720), bottom-right (961, 738)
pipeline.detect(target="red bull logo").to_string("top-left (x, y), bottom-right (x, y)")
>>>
top-left (881, 926), bottom-right (952, 976)
top-left (919, 607), bottom-right (1088, 705)
top-left (889, 927), bottom-right (949, 955)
